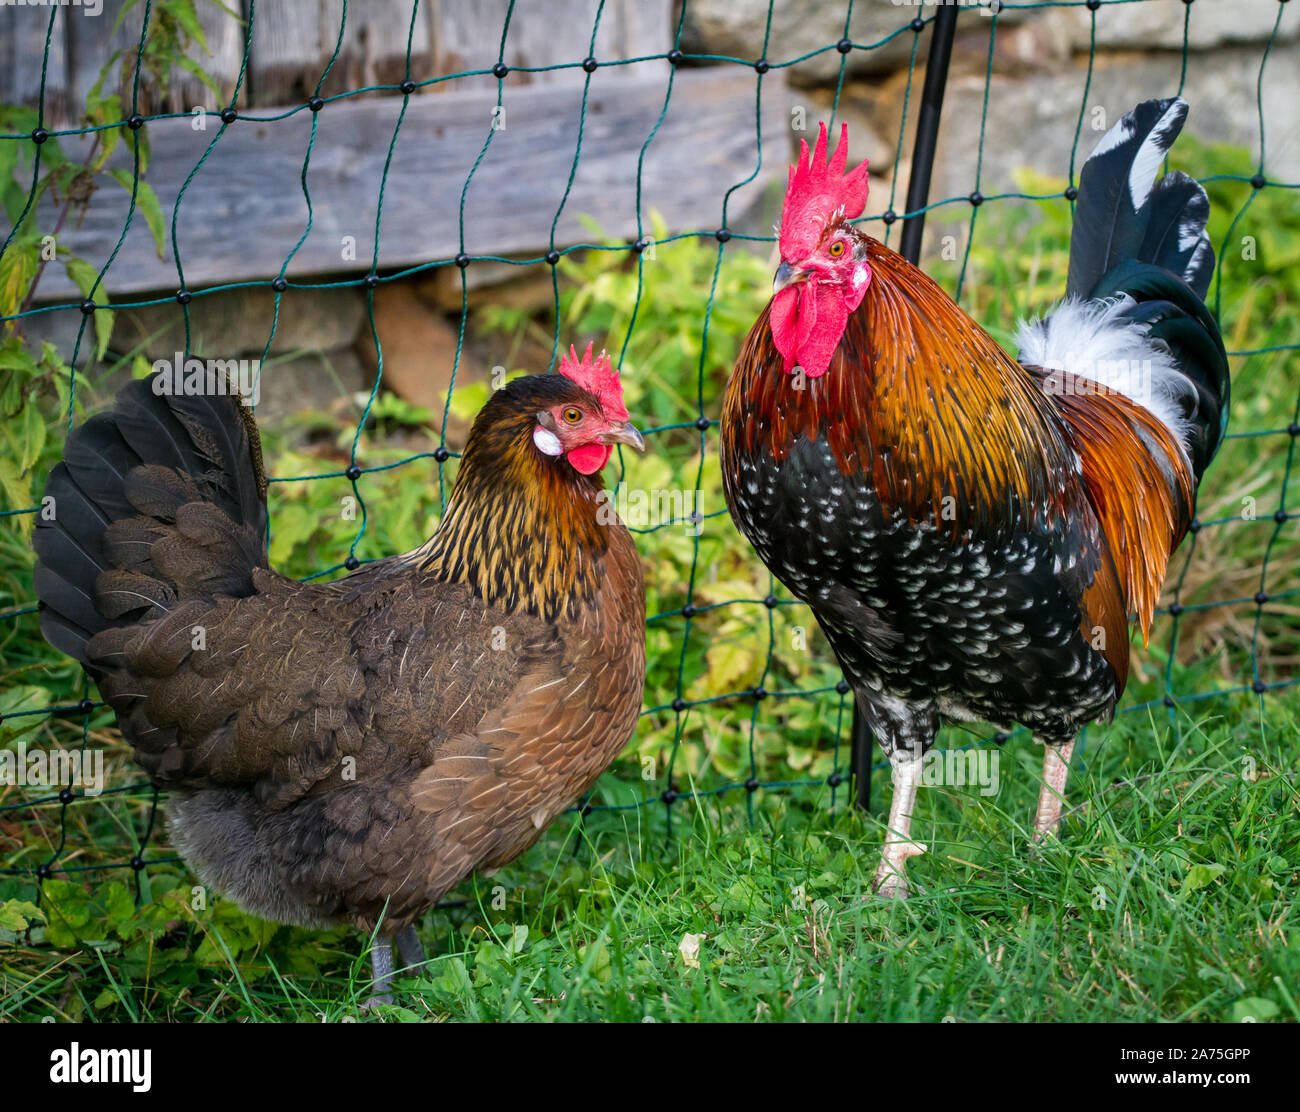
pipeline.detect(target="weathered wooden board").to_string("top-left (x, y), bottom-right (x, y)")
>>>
top-left (1, 0), bottom-right (673, 119)
top-left (174, 0), bottom-right (248, 111)
top-left (252, 0), bottom-right (433, 107)
top-left (31, 66), bottom-right (788, 300)
top-left (1, 3), bottom-right (69, 121)
top-left (65, 0), bottom-right (136, 116)
top-left (429, 0), bottom-right (673, 91)
top-left (5, 0), bottom-right (244, 126)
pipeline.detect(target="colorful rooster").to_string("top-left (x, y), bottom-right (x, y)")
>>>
top-left (721, 100), bottom-right (1228, 896)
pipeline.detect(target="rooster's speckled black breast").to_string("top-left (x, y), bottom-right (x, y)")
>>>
top-left (723, 429), bottom-right (1118, 754)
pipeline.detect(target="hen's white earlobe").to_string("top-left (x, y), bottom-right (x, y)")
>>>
top-left (533, 425), bottom-right (564, 456)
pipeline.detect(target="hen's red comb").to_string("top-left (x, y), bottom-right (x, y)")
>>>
top-left (779, 122), bottom-right (869, 261)
top-left (559, 342), bottom-right (629, 421)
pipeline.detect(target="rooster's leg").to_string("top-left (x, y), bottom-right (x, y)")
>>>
top-left (873, 752), bottom-right (927, 898)
top-left (1032, 740), bottom-right (1075, 841)
top-left (395, 925), bottom-right (426, 970)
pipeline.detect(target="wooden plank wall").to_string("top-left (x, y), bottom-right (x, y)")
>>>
top-left (1, 0), bottom-right (675, 121)
top-left (253, 1), bottom-right (434, 106)
top-left (431, 0), bottom-right (671, 91)
top-left (1, 3), bottom-right (71, 123)
top-left (4, 1), bottom-right (791, 301)
top-left (0, 0), bottom-right (246, 121)
top-left (32, 67), bottom-right (787, 299)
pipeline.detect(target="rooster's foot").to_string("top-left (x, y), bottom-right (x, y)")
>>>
top-left (873, 752), bottom-right (927, 898)
top-left (873, 840), bottom-right (927, 898)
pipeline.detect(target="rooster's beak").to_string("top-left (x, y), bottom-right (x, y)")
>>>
top-left (773, 260), bottom-right (807, 294)
top-left (598, 422), bottom-right (646, 453)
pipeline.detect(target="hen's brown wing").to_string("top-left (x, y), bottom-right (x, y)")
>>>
top-left (87, 557), bottom-right (565, 810)
top-left (157, 527), bottom-right (644, 932)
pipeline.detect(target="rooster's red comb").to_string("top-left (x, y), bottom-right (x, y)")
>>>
top-left (779, 122), bottom-right (869, 261)
top-left (559, 343), bottom-right (628, 421)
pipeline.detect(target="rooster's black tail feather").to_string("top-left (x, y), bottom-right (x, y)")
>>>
top-left (1063, 96), bottom-right (1228, 482)
top-left (1067, 96), bottom-right (1214, 301)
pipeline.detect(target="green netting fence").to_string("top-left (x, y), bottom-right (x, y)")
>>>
top-left (1, 0), bottom-right (1296, 899)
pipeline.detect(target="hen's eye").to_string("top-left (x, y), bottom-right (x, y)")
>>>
top-left (828, 241), bottom-right (845, 257)
top-left (563, 407), bottom-right (582, 424)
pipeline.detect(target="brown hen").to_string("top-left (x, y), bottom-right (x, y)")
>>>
top-left (34, 345), bottom-right (646, 998)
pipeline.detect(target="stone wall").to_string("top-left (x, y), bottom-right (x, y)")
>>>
top-left (740, 0), bottom-right (1298, 248)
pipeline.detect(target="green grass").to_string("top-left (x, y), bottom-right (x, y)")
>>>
top-left (4, 692), bottom-right (1297, 1021)
top-left (1, 137), bottom-right (1297, 1022)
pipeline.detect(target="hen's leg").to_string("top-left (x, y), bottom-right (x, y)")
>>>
top-left (395, 925), bottom-right (426, 970)
top-left (873, 752), bottom-right (927, 898)
top-left (1033, 740), bottom-right (1074, 841)
top-left (365, 941), bottom-right (396, 1007)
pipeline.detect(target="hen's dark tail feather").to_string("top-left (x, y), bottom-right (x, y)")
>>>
top-left (1067, 95), bottom-right (1229, 482)
top-left (33, 373), bottom-right (269, 670)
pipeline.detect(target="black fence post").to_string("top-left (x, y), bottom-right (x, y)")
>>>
top-left (849, 2), bottom-right (960, 812)
top-left (898, 3), bottom-right (961, 266)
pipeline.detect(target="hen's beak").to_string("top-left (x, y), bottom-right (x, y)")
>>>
top-left (598, 422), bottom-right (646, 453)
top-left (773, 260), bottom-right (808, 294)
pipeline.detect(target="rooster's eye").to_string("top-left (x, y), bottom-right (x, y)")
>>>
top-left (563, 407), bottom-right (582, 424)
top-left (828, 241), bottom-right (845, 257)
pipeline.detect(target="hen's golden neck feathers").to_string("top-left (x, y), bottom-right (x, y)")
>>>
top-left (416, 382), bottom-right (611, 622)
